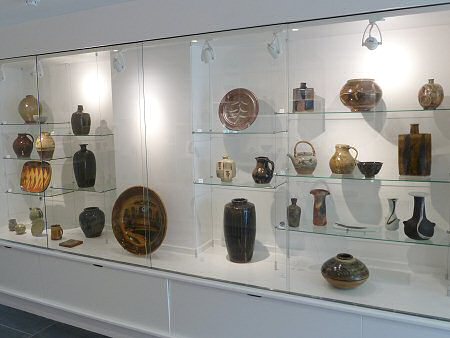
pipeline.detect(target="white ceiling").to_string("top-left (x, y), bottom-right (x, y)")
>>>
top-left (0, 0), bottom-right (134, 27)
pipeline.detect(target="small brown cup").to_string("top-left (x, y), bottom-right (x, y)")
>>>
top-left (51, 224), bottom-right (63, 240)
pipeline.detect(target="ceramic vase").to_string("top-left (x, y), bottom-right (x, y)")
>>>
top-left (329, 144), bottom-right (359, 175)
top-left (35, 132), bottom-right (55, 160)
top-left (418, 79), bottom-right (444, 110)
top-left (385, 198), bottom-right (400, 231)
top-left (403, 193), bottom-right (435, 240)
top-left (20, 161), bottom-right (52, 193)
top-left (223, 198), bottom-right (256, 263)
top-left (73, 144), bottom-right (96, 188)
top-left (8, 219), bottom-right (17, 231)
top-left (339, 79), bottom-right (382, 112)
top-left (398, 124), bottom-right (431, 176)
top-left (310, 189), bottom-right (330, 226)
top-left (321, 253), bottom-right (369, 289)
top-left (293, 82), bottom-right (314, 112)
top-left (252, 156), bottom-right (274, 184)
top-left (29, 207), bottom-right (45, 237)
top-left (216, 155), bottom-right (236, 182)
top-left (79, 207), bottom-right (105, 238)
top-left (71, 105), bottom-right (91, 135)
top-left (18, 95), bottom-right (40, 123)
top-left (287, 140), bottom-right (317, 175)
top-left (13, 133), bottom-right (34, 158)
top-left (15, 224), bottom-right (26, 235)
top-left (287, 198), bottom-right (301, 227)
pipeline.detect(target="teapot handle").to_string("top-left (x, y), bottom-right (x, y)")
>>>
top-left (268, 159), bottom-right (275, 174)
top-left (25, 133), bottom-right (34, 144)
top-left (349, 146), bottom-right (359, 161)
top-left (294, 140), bottom-right (316, 156)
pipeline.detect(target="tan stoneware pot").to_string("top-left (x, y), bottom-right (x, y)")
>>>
top-left (329, 144), bottom-right (359, 174)
top-left (340, 79), bottom-right (382, 112)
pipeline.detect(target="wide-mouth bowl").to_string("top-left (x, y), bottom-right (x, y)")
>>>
top-left (357, 161), bottom-right (383, 177)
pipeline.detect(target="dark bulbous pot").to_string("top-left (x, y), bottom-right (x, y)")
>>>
top-left (79, 207), bottom-right (105, 238)
top-left (73, 144), bottom-right (96, 188)
top-left (223, 198), bottom-right (256, 263)
top-left (13, 133), bottom-right (34, 158)
top-left (321, 253), bottom-right (369, 289)
top-left (71, 105), bottom-right (91, 135)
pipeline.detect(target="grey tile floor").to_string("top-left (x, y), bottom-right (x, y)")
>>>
top-left (0, 304), bottom-right (109, 337)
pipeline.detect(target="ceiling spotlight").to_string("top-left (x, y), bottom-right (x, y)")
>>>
top-left (201, 40), bottom-right (215, 64)
top-left (25, 0), bottom-right (40, 6)
top-left (267, 33), bottom-right (281, 59)
top-left (112, 51), bottom-right (126, 72)
top-left (362, 19), bottom-right (383, 50)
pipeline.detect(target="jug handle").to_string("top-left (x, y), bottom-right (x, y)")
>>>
top-left (268, 159), bottom-right (275, 174)
top-left (25, 133), bottom-right (34, 144)
top-left (294, 140), bottom-right (315, 156)
top-left (349, 146), bottom-right (359, 161)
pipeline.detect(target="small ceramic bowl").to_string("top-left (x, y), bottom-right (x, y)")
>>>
top-left (357, 161), bottom-right (383, 178)
top-left (33, 115), bottom-right (48, 123)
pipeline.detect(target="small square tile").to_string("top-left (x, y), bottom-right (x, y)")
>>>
top-left (32, 322), bottom-right (109, 338)
top-left (0, 304), bottom-right (54, 335)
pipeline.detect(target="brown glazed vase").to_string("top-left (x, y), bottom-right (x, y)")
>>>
top-left (18, 95), bottom-right (41, 123)
top-left (13, 133), bottom-right (34, 158)
top-left (340, 79), bottom-right (382, 112)
top-left (310, 189), bottom-right (330, 226)
top-left (252, 156), bottom-right (274, 184)
top-left (321, 253), bottom-right (369, 289)
top-left (418, 79), bottom-right (444, 110)
top-left (329, 144), bottom-right (359, 174)
top-left (398, 124), bottom-right (431, 176)
top-left (35, 132), bottom-right (55, 160)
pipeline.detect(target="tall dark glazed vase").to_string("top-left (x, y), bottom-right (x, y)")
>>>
top-left (79, 207), bottom-right (105, 238)
top-left (223, 198), bottom-right (256, 263)
top-left (403, 193), bottom-right (435, 240)
top-left (73, 144), bottom-right (96, 188)
top-left (71, 105), bottom-right (91, 135)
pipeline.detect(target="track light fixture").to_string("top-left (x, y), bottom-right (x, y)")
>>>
top-left (267, 33), bottom-right (281, 59)
top-left (201, 40), bottom-right (215, 64)
top-left (362, 19), bottom-right (383, 50)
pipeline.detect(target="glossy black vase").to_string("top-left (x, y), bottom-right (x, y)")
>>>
top-left (71, 105), bottom-right (91, 135)
top-left (79, 207), bottom-right (105, 238)
top-left (403, 193), bottom-right (435, 240)
top-left (223, 198), bottom-right (256, 263)
top-left (73, 144), bottom-right (96, 188)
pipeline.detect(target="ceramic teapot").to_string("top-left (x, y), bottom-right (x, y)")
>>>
top-left (329, 144), bottom-right (359, 174)
top-left (216, 155), bottom-right (236, 183)
top-left (287, 140), bottom-right (317, 175)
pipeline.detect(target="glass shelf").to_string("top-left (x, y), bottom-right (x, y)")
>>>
top-left (276, 171), bottom-right (450, 184)
top-left (5, 187), bottom-right (74, 197)
top-left (0, 121), bottom-right (70, 126)
top-left (275, 223), bottom-right (450, 247)
top-left (192, 129), bottom-right (287, 135)
top-left (50, 133), bottom-right (114, 137)
top-left (194, 178), bottom-right (286, 190)
top-left (3, 155), bottom-right (72, 161)
top-left (50, 186), bottom-right (117, 193)
top-left (275, 107), bottom-right (450, 115)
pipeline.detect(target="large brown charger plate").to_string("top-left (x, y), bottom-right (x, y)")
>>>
top-left (112, 186), bottom-right (167, 255)
top-left (218, 88), bottom-right (259, 131)
top-left (20, 161), bottom-right (52, 193)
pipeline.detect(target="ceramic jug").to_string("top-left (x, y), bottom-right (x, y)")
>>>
top-left (329, 144), bottom-right (359, 174)
top-left (287, 140), bottom-right (317, 175)
top-left (35, 132), bottom-right (55, 160)
top-left (216, 155), bottom-right (236, 182)
top-left (13, 133), bottom-right (34, 158)
top-left (18, 94), bottom-right (40, 123)
top-left (252, 156), bottom-right (274, 184)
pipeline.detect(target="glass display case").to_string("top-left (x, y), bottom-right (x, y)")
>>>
top-left (0, 2), bottom-right (450, 322)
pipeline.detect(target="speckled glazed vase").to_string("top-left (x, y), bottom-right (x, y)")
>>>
top-left (79, 207), bottom-right (105, 238)
top-left (418, 79), bottom-right (444, 110)
top-left (30, 207), bottom-right (45, 237)
top-left (321, 253), bottom-right (369, 289)
top-left (310, 189), bottom-right (330, 226)
top-left (287, 198), bottom-right (301, 227)
top-left (35, 132), bottom-right (55, 160)
top-left (18, 95), bottom-right (40, 123)
top-left (223, 198), bottom-right (256, 263)
top-left (329, 144), bottom-right (358, 175)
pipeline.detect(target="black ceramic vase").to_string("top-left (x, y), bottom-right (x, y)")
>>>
top-left (223, 198), bottom-right (256, 263)
top-left (73, 144), bottom-right (96, 188)
top-left (79, 207), bottom-right (105, 238)
top-left (71, 105), bottom-right (91, 135)
top-left (403, 193), bottom-right (435, 240)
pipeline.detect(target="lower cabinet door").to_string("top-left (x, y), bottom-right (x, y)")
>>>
top-left (362, 317), bottom-right (450, 338)
top-left (170, 280), bottom-right (362, 338)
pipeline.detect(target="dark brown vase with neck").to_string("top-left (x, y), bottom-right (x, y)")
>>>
top-left (398, 124), bottom-right (431, 176)
top-left (71, 105), bottom-right (91, 135)
top-left (13, 133), bottom-right (34, 158)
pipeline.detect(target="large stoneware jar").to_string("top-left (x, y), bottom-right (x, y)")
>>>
top-left (35, 132), bottom-right (55, 160)
top-left (321, 253), bottom-right (369, 289)
top-left (73, 144), bottom-right (96, 188)
top-left (79, 207), bottom-right (105, 238)
top-left (71, 105), bottom-right (91, 135)
top-left (223, 198), bottom-right (256, 263)
top-left (18, 95), bottom-right (40, 123)
top-left (340, 79), bottom-right (382, 112)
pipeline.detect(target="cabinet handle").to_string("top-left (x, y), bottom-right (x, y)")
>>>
top-left (92, 264), bottom-right (103, 268)
top-left (247, 293), bottom-right (262, 298)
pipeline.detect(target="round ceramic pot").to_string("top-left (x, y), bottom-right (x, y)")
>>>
top-left (340, 79), bottom-right (382, 112)
top-left (79, 207), bottom-right (105, 238)
top-left (13, 133), bottom-right (34, 158)
top-left (252, 156), bottom-right (274, 184)
top-left (223, 198), bottom-right (256, 263)
top-left (15, 224), bottom-right (26, 235)
top-left (418, 79), bottom-right (444, 110)
top-left (71, 105), bottom-right (91, 135)
top-left (73, 144), bottom-right (96, 188)
top-left (321, 253), bottom-right (369, 289)
top-left (329, 144), bottom-right (358, 174)
top-left (35, 132), bottom-right (55, 160)
top-left (20, 161), bottom-right (52, 193)
top-left (18, 95), bottom-right (40, 123)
